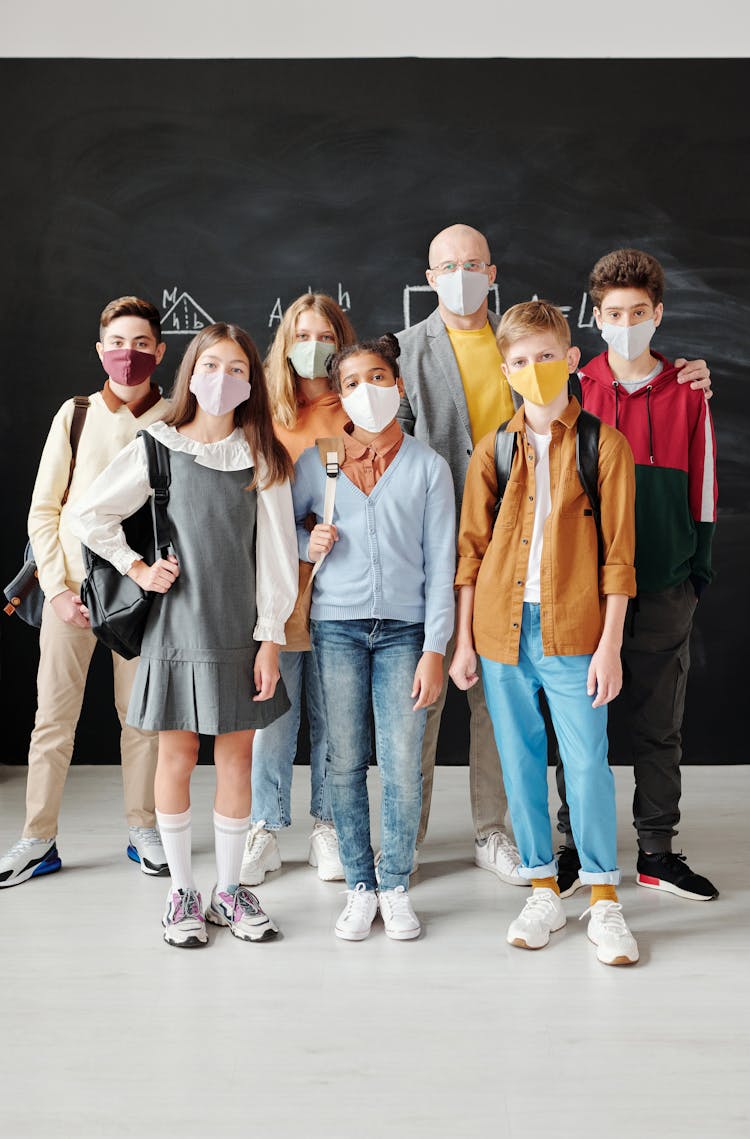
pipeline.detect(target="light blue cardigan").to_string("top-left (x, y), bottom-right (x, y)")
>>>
top-left (292, 433), bottom-right (456, 655)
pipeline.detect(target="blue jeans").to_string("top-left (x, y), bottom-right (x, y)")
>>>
top-left (481, 603), bottom-right (620, 885)
top-left (310, 619), bottom-right (426, 891)
top-left (250, 649), bottom-right (332, 829)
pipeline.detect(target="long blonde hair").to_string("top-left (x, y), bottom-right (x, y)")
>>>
top-left (265, 294), bottom-right (357, 429)
top-left (164, 323), bottom-right (292, 488)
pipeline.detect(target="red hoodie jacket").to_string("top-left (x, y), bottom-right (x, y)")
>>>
top-left (578, 352), bottom-right (716, 593)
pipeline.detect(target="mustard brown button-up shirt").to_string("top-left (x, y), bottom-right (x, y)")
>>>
top-left (455, 398), bottom-right (636, 664)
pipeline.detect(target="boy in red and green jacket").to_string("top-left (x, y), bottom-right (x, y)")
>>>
top-left (556, 248), bottom-right (718, 902)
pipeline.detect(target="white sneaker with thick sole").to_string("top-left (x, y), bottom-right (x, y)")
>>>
top-left (582, 900), bottom-right (639, 966)
top-left (0, 837), bottom-right (61, 888)
top-left (378, 886), bottom-right (421, 940)
top-left (507, 887), bottom-right (566, 949)
top-left (475, 830), bottom-right (525, 886)
top-left (127, 826), bottom-right (169, 876)
top-left (308, 822), bottom-right (345, 881)
top-left (162, 888), bottom-right (208, 948)
top-left (335, 883), bottom-right (378, 941)
top-left (206, 885), bottom-right (279, 942)
top-left (240, 822), bottom-right (281, 886)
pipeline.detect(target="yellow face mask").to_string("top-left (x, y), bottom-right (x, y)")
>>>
top-left (506, 359), bottom-right (570, 406)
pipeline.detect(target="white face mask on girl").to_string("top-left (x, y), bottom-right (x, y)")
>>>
top-left (433, 268), bottom-right (491, 317)
top-left (341, 382), bottom-right (401, 434)
top-left (600, 318), bottom-right (656, 361)
top-left (189, 371), bottom-right (251, 416)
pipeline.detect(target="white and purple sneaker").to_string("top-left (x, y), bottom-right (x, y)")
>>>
top-left (162, 888), bottom-right (207, 948)
top-left (205, 885), bottom-right (279, 942)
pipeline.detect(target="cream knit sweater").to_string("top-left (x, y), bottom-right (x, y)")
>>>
top-left (28, 389), bottom-right (169, 598)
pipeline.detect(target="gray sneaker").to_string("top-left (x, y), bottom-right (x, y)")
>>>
top-left (127, 826), bottom-right (169, 876)
top-left (0, 836), bottom-right (61, 888)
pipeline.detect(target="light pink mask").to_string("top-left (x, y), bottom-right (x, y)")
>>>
top-left (189, 371), bottom-right (251, 416)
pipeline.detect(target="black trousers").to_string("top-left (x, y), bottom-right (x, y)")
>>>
top-left (556, 581), bottom-right (698, 853)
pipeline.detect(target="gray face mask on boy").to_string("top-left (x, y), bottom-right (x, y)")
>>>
top-left (600, 318), bottom-right (656, 361)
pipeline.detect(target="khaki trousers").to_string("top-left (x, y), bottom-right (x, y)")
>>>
top-left (23, 600), bottom-right (158, 839)
top-left (417, 626), bottom-right (508, 845)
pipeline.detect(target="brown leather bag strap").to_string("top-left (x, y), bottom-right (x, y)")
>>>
top-left (60, 396), bottom-right (90, 507)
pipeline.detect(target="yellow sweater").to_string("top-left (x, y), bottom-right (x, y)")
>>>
top-left (446, 323), bottom-right (515, 443)
top-left (28, 387), bottom-right (169, 597)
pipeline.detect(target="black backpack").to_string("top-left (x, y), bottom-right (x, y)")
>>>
top-left (493, 382), bottom-right (603, 564)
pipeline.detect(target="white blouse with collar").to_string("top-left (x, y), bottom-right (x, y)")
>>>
top-left (69, 421), bottom-right (298, 645)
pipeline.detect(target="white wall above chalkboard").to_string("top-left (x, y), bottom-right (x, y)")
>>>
top-left (3, 0), bottom-right (750, 58)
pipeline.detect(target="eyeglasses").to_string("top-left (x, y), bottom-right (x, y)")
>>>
top-left (429, 260), bottom-right (488, 275)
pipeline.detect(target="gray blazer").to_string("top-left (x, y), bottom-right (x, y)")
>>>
top-left (396, 308), bottom-right (517, 519)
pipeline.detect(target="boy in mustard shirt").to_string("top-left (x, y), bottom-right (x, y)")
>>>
top-left (450, 300), bottom-right (639, 966)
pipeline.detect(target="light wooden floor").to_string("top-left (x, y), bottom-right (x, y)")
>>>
top-left (0, 763), bottom-right (747, 1139)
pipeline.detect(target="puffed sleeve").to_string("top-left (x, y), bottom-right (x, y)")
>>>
top-left (254, 475), bottom-right (299, 644)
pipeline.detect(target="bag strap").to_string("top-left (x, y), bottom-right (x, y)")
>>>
top-left (139, 431), bottom-right (173, 559)
top-left (575, 409), bottom-right (603, 566)
top-left (60, 396), bottom-right (90, 507)
top-left (311, 436), bottom-right (344, 580)
top-left (492, 421), bottom-right (516, 524)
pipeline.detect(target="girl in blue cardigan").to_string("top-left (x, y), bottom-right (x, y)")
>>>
top-left (291, 334), bottom-right (455, 942)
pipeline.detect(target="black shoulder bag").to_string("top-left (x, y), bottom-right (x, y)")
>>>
top-left (80, 432), bottom-right (172, 660)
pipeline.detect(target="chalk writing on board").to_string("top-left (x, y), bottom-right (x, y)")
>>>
top-left (402, 284), bottom-right (501, 330)
top-left (268, 283), bottom-right (352, 328)
top-left (162, 289), bottom-right (215, 335)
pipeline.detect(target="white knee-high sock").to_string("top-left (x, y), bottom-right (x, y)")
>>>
top-left (214, 811), bottom-right (251, 894)
top-left (156, 808), bottom-right (194, 893)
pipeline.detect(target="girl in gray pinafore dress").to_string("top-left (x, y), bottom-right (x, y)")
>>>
top-left (72, 323), bottom-right (298, 950)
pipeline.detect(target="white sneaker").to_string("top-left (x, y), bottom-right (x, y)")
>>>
top-left (162, 888), bottom-right (208, 948)
top-left (206, 885), bottom-right (279, 942)
top-left (127, 826), bottom-right (169, 876)
top-left (240, 822), bottom-right (281, 886)
top-left (475, 830), bottom-right (525, 886)
top-left (582, 900), bottom-right (639, 966)
top-left (507, 888), bottom-right (566, 950)
top-left (0, 836), bottom-right (61, 888)
top-left (374, 846), bottom-right (419, 882)
top-left (308, 821), bottom-right (345, 881)
top-left (335, 882), bottom-right (378, 941)
top-left (378, 886), bottom-right (421, 940)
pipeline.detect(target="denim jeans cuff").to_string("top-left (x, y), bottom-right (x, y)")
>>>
top-left (519, 859), bottom-right (557, 880)
top-left (378, 876), bottom-right (410, 892)
top-left (578, 868), bottom-right (621, 885)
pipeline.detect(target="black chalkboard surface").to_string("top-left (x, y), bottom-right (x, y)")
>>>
top-left (1, 58), bottom-right (747, 766)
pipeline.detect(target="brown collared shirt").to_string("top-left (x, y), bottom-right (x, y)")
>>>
top-left (341, 419), bottom-right (404, 495)
top-left (101, 380), bottom-right (163, 418)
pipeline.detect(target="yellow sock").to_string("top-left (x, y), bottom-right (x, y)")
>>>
top-left (590, 884), bottom-right (618, 905)
top-left (531, 877), bottom-right (560, 895)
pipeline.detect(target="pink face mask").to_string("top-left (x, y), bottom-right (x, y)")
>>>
top-left (189, 371), bottom-right (251, 417)
top-left (102, 348), bottom-right (157, 387)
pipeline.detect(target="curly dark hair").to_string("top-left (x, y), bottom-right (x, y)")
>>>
top-left (325, 333), bottom-right (401, 393)
top-left (589, 249), bottom-right (665, 308)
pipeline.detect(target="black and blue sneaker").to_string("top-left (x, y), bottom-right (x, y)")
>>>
top-left (127, 826), bottom-right (169, 876)
top-left (0, 836), bottom-right (61, 888)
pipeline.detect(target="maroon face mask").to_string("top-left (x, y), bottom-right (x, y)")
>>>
top-left (102, 348), bottom-right (157, 387)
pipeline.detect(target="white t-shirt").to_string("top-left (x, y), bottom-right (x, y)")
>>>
top-left (523, 426), bottom-right (552, 604)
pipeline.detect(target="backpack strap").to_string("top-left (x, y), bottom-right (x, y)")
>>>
top-left (493, 421), bottom-right (516, 524)
top-left (312, 436), bottom-right (345, 579)
top-left (60, 396), bottom-right (90, 507)
top-left (575, 409), bottom-right (603, 566)
top-left (568, 373), bottom-right (583, 403)
top-left (139, 431), bottom-right (173, 559)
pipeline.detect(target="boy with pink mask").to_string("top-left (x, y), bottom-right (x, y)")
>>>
top-left (450, 300), bottom-right (640, 966)
top-left (0, 297), bottom-right (170, 888)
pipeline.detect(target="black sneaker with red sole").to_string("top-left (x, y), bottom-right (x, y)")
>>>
top-left (636, 850), bottom-right (719, 901)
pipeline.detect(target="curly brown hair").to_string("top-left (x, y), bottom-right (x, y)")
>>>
top-left (589, 249), bottom-right (665, 308)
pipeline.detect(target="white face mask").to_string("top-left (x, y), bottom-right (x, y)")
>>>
top-left (342, 382), bottom-right (401, 434)
top-left (433, 268), bottom-right (491, 317)
top-left (600, 318), bottom-right (656, 361)
top-left (288, 340), bottom-right (335, 380)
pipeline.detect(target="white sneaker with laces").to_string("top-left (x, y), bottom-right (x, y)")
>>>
top-left (240, 821), bottom-right (281, 886)
top-left (162, 887), bottom-right (207, 948)
top-left (582, 900), bottom-right (639, 966)
top-left (475, 829), bottom-right (525, 886)
top-left (206, 885), bottom-right (279, 941)
top-left (308, 821), bottom-right (345, 881)
top-left (378, 886), bottom-right (421, 940)
top-left (507, 887), bottom-right (566, 949)
top-left (127, 826), bottom-right (169, 876)
top-left (335, 882), bottom-right (378, 941)
top-left (0, 836), bottom-right (61, 888)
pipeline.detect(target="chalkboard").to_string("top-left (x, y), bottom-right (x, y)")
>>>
top-left (1, 58), bottom-right (747, 766)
